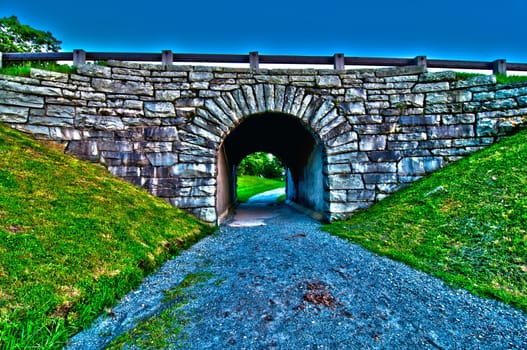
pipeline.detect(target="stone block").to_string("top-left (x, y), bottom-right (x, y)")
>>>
top-left (344, 88), bottom-right (366, 101)
top-left (428, 125), bottom-right (474, 139)
top-left (442, 114), bottom-right (475, 125)
top-left (398, 156), bottom-right (443, 175)
top-left (144, 102), bottom-right (176, 118)
top-left (66, 140), bottom-right (99, 161)
top-left (353, 162), bottom-right (397, 173)
top-left (146, 152), bottom-right (178, 167)
top-left (171, 163), bottom-right (215, 178)
top-left (482, 98), bottom-right (517, 111)
top-left (326, 174), bottom-right (364, 190)
top-left (363, 173), bottom-right (398, 184)
top-left (347, 190), bottom-right (376, 201)
top-left (317, 75), bottom-right (341, 88)
top-left (0, 105), bottom-right (29, 123)
top-left (46, 105), bottom-right (75, 118)
top-left (473, 91), bottom-right (495, 101)
top-left (188, 71), bottom-right (213, 82)
top-left (390, 93), bottom-right (424, 107)
top-left (418, 71), bottom-right (456, 82)
top-left (144, 126), bottom-right (179, 141)
top-left (75, 114), bottom-right (125, 130)
top-left (399, 115), bottom-right (440, 126)
top-left (0, 90), bottom-right (44, 108)
top-left (476, 119), bottom-right (498, 136)
top-left (0, 80), bottom-right (62, 97)
top-left (76, 64), bottom-right (112, 78)
top-left (412, 82), bottom-right (450, 93)
top-left (29, 116), bottom-right (74, 127)
top-left (171, 196), bottom-right (215, 208)
top-left (359, 135), bottom-right (386, 151)
top-left (92, 78), bottom-right (154, 95)
top-left (340, 102), bottom-right (365, 115)
top-left (367, 150), bottom-right (402, 162)
top-left (454, 75), bottom-right (496, 88)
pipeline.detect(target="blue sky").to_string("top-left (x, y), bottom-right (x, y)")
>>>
top-left (2, 0), bottom-right (527, 63)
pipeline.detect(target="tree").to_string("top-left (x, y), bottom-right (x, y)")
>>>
top-left (0, 16), bottom-right (61, 53)
top-left (238, 152), bottom-right (284, 179)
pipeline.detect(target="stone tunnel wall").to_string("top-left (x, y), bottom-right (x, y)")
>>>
top-left (1, 62), bottom-right (527, 223)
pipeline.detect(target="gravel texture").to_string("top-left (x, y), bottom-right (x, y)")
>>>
top-left (67, 202), bottom-right (527, 349)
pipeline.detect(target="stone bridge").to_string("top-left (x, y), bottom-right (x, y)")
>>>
top-left (1, 62), bottom-right (527, 224)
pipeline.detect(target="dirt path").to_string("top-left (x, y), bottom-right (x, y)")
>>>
top-left (68, 202), bottom-right (527, 349)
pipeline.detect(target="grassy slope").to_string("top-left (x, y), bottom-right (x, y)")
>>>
top-left (325, 129), bottom-right (527, 312)
top-left (0, 124), bottom-right (213, 349)
top-left (236, 175), bottom-right (284, 202)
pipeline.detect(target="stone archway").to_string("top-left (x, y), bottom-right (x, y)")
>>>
top-left (197, 84), bottom-right (342, 224)
top-left (216, 112), bottom-right (327, 223)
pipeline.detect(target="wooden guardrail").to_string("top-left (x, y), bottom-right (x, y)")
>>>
top-left (1, 50), bottom-right (527, 74)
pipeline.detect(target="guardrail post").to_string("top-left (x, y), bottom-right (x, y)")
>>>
top-left (414, 56), bottom-right (427, 68)
top-left (493, 59), bottom-right (506, 75)
top-left (0, 53), bottom-right (3, 69)
top-left (73, 49), bottom-right (86, 65)
top-left (249, 51), bottom-right (259, 70)
top-left (162, 50), bottom-right (173, 67)
top-left (334, 53), bottom-right (345, 70)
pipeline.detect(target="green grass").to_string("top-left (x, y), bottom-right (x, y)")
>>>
top-left (0, 62), bottom-right (76, 76)
top-left (324, 129), bottom-right (527, 312)
top-left (107, 271), bottom-right (214, 349)
top-left (456, 71), bottom-right (527, 84)
top-left (0, 124), bottom-right (214, 349)
top-left (236, 175), bottom-right (285, 202)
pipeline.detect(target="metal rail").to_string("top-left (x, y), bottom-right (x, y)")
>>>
top-left (1, 50), bottom-right (526, 74)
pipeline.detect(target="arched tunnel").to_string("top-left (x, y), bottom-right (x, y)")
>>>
top-left (216, 112), bottom-right (327, 223)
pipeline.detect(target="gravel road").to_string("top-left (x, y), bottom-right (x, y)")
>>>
top-left (67, 202), bottom-right (527, 349)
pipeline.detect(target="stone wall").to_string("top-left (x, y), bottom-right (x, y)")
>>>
top-left (1, 62), bottom-right (527, 223)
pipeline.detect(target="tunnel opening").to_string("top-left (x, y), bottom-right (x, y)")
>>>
top-left (236, 152), bottom-right (285, 203)
top-left (216, 112), bottom-right (327, 223)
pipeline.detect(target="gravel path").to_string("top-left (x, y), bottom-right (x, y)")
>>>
top-left (67, 202), bottom-right (527, 349)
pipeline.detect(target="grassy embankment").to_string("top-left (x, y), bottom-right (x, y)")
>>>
top-left (0, 124), bottom-right (213, 349)
top-left (236, 175), bottom-right (284, 202)
top-left (325, 129), bottom-right (527, 312)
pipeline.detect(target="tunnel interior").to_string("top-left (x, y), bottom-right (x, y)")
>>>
top-left (216, 112), bottom-right (327, 223)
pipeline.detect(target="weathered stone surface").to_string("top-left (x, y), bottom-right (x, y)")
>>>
top-left (399, 115), bottom-right (439, 126)
top-left (0, 90), bottom-right (44, 108)
top-left (171, 163), bottom-right (215, 178)
top-left (144, 126), bottom-right (179, 141)
top-left (398, 156), bottom-right (443, 175)
top-left (412, 82), bottom-right (449, 93)
top-left (340, 102), bottom-right (365, 115)
top-left (144, 102), bottom-right (176, 118)
top-left (428, 125), bottom-right (474, 139)
top-left (0, 80), bottom-right (62, 96)
top-left (30, 69), bottom-right (69, 83)
top-left (482, 98), bottom-right (517, 111)
top-left (146, 152), bottom-right (178, 167)
top-left (317, 75), bottom-right (341, 88)
top-left (76, 64), bottom-right (112, 78)
top-left (359, 135), bottom-right (387, 151)
top-left (390, 93), bottom-right (424, 107)
top-left (0, 105), bottom-right (29, 122)
top-left (454, 75), bottom-right (496, 88)
top-left (190, 71), bottom-right (213, 82)
top-left (419, 71), bottom-right (456, 82)
top-left (92, 79), bottom-right (153, 95)
top-left (75, 114), bottom-right (124, 130)
top-left (327, 174), bottom-right (364, 190)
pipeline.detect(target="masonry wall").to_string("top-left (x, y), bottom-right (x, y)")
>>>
top-left (1, 62), bottom-right (527, 223)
